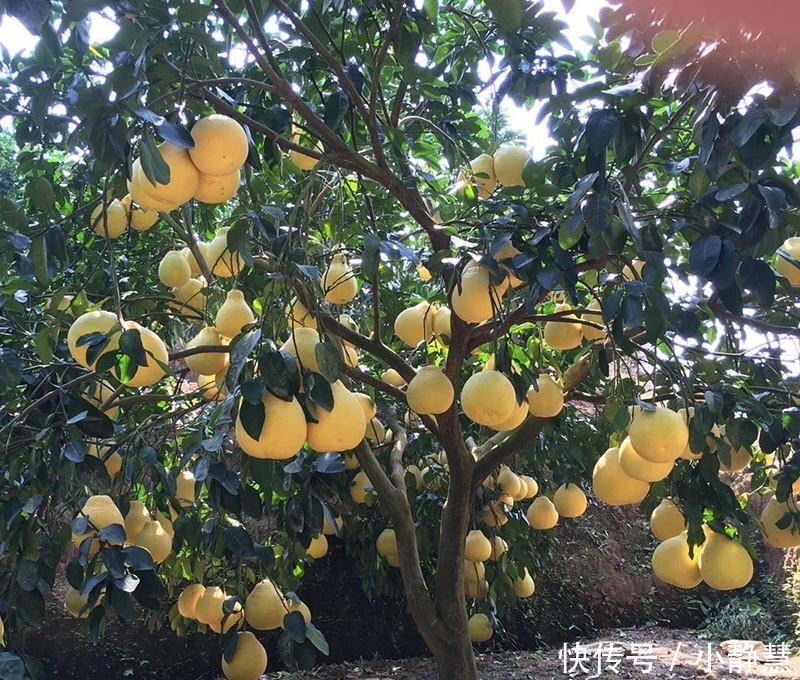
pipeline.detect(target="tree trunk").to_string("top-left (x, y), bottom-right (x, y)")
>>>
top-left (431, 627), bottom-right (479, 680)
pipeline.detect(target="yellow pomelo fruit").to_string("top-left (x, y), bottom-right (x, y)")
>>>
top-left (193, 170), bottom-right (241, 205)
top-left (354, 392), bottom-right (377, 420)
top-left (65, 586), bottom-right (92, 618)
top-left (652, 531), bottom-right (702, 588)
top-left (245, 579), bottom-right (285, 631)
top-left (618, 436), bottom-right (674, 482)
top-left (281, 598), bottom-right (312, 627)
top-left (553, 483), bottom-right (587, 518)
top-left (592, 447), bottom-right (650, 506)
top-left (128, 201), bottom-right (159, 231)
top-left (629, 406), bottom-right (688, 464)
top-left (343, 344), bottom-right (359, 368)
top-left (71, 494), bottom-right (125, 551)
top-left (366, 417), bottom-right (385, 444)
top-left (307, 533), bottom-right (328, 559)
top-left (86, 443), bottom-right (123, 477)
top-left (82, 379), bottom-right (118, 417)
top-left (497, 466), bottom-right (521, 497)
top-left (622, 259), bottom-right (645, 280)
top-left (461, 370), bottom-right (516, 428)
top-left (181, 244), bottom-right (208, 277)
top-left (493, 240), bottom-right (524, 288)
top-left (543, 303), bottom-right (583, 350)
top-left (134, 519), bottom-right (173, 564)
top-left (513, 568), bottom-right (536, 598)
top-left (376, 528), bottom-right (398, 556)
top-left (405, 464), bottom-right (424, 489)
top-left (178, 583), bottom-right (205, 619)
top-left (350, 471), bottom-right (373, 503)
top-left (481, 500), bottom-right (509, 527)
top-left (91, 199), bottom-right (128, 238)
top-left (464, 560), bottom-right (486, 584)
top-left (760, 496), bottom-right (800, 548)
top-left (649, 498), bottom-right (685, 541)
top-left (171, 276), bottom-right (207, 319)
top-left (206, 227), bottom-right (244, 277)
top-left (115, 321), bottom-right (169, 388)
top-left (195, 586), bottom-right (227, 625)
top-left (344, 452), bottom-right (360, 470)
top-left (67, 310), bottom-right (120, 369)
top-left (322, 253), bottom-right (358, 304)
top-left (280, 327), bottom-right (321, 373)
top-left (775, 237), bottom-right (800, 286)
top-left (286, 296), bottom-right (317, 329)
top-left (140, 142), bottom-right (201, 207)
top-left (416, 262), bottom-right (432, 281)
top-left (527, 496), bottom-right (559, 529)
top-left (493, 145), bottom-right (531, 187)
top-left (235, 392), bottom-right (307, 460)
top-left (381, 367), bottom-right (406, 387)
top-left (157, 511), bottom-right (175, 538)
top-left (526, 374), bottom-right (564, 418)
top-left (718, 443), bottom-right (752, 472)
top-left (221, 631), bottom-right (268, 680)
top-left (698, 531), bottom-right (754, 590)
top-left (215, 290), bottom-right (255, 339)
top-left (322, 514), bottom-right (343, 536)
top-left (158, 250), bottom-right (192, 289)
top-left (432, 305), bottom-right (452, 343)
top-left (394, 301), bottom-right (436, 347)
top-left (211, 599), bottom-right (244, 634)
top-left (124, 500), bottom-right (150, 541)
top-left (579, 298), bottom-right (606, 342)
top-left (466, 578), bottom-right (489, 599)
top-left (468, 613), bottom-right (493, 642)
top-left (289, 129), bottom-right (323, 170)
top-left (464, 529), bottom-right (492, 562)
top-left (185, 326), bottom-right (226, 375)
top-left (198, 371), bottom-right (227, 401)
top-left (466, 153), bottom-right (497, 199)
top-left (520, 475), bottom-right (538, 499)
top-left (494, 397), bottom-right (528, 431)
top-left (488, 536), bottom-right (507, 561)
top-left (127, 158), bottom-right (181, 213)
top-left (511, 477), bottom-right (528, 501)
top-left (306, 380), bottom-right (367, 452)
top-left (451, 261), bottom-right (504, 324)
top-left (176, 469), bottom-right (196, 507)
top-left (189, 114), bottom-right (248, 176)
top-left (406, 366), bottom-right (454, 415)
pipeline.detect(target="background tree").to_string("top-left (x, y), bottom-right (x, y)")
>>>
top-left (0, 1), bottom-right (799, 679)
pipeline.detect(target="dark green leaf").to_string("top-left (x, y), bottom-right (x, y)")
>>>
top-left (110, 586), bottom-right (135, 621)
top-left (689, 235), bottom-right (722, 277)
top-left (0, 348), bottom-right (23, 387)
top-left (313, 452), bottom-right (345, 474)
top-left (155, 120), bottom-right (195, 149)
top-left (314, 342), bottom-right (342, 383)
top-left (97, 523), bottom-right (126, 544)
top-left (223, 525), bottom-right (255, 558)
top-left (284, 611), bottom-right (307, 643)
top-left (226, 329), bottom-right (262, 394)
top-left (361, 232), bottom-right (381, 279)
top-left (305, 373), bottom-right (334, 412)
top-left (238, 399), bottom-right (266, 442)
top-left (120, 546), bottom-right (155, 571)
top-left (16, 559), bottom-right (39, 591)
top-left (261, 349), bottom-right (300, 400)
top-left (585, 109), bottom-right (620, 155)
top-left (739, 258), bottom-right (775, 308)
top-left (0, 652), bottom-right (26, 680)
top-left (581, 193), bottom-right (613, 234)
top-left (140, 128), bottom-right (170, 186)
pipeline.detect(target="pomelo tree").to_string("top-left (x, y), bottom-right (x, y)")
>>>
top-left (1, 0), bottom-right (800, 679)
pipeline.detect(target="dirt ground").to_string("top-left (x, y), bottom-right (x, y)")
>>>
top-left (263, 625), bottom-right (800, 680)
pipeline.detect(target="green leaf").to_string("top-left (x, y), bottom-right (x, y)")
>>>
top-left (30, 234), bottom-right (49, 285)
top-left (140, 128), bottom-right (170, 186)
top-left (28, 176), bottom-right (54, 213)
top-left (260, 349), bottom-right (300, 399)
top-left (739, 258), bottom-right (775, 309)
top-left (305, 373), bottom-right (334, 412)
top-left (361, 232), bottom-right (381, 279)
top-left (0, 653), bottom-right (26, 680)
top-left (0, 348), bottom-right (23, 388)
top-left (226, 329), bottom-right (262, 395)
top-left (314, 342), bottom-right (342, 383)
top-left (305, 622), bottom-right (330, 655)
top-left (584, 109), bottom-right (620, 155)
top-left (283, 611), bottom-right (307, 643)
top-left (238, 399), bottom-right (266, 442)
